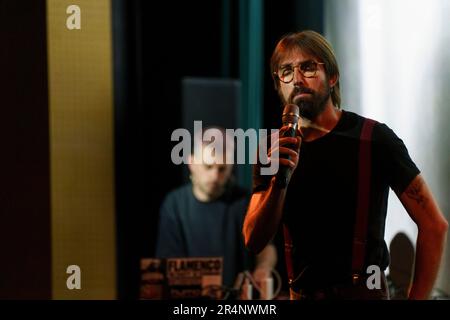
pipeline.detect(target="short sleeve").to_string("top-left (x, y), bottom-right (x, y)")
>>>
top-left (374, 123), bottom-right (420, 195)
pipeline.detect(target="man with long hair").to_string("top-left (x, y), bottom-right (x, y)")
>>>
top-left (243, 30), bottom-right (448, 300)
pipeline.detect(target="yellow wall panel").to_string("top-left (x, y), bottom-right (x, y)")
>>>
top-left (47, 0), bottom-right (116, 299)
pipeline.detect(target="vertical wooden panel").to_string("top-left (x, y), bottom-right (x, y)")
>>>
top-left (46, 0), bottom-right (116, 299)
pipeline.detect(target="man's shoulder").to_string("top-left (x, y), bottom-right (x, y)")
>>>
top-left (161, 184), bottom-right (192, 206)
top-left (334, 109), bottom-right (363, 134)
top-left (342, 109), bottom-right (381, 128)
top-left (343, 110), bottom-right (395, 140)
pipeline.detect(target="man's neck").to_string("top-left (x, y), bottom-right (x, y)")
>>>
top-left (192, 184), bottom-right (226, 203)
top-left (300, 101), bottom-right (342, 142)
top-left (192, 185), bottom-right (211, 202)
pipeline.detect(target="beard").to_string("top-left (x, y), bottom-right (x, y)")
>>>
top-left (288, 84), bottom-right (330, 121)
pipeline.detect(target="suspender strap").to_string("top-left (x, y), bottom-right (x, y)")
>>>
top-left (283, 224), bottom-right (295, 284)
top-left (351, 118), bottom-right (377, 279)
top-left (282, 117), bottom-right (377, 286)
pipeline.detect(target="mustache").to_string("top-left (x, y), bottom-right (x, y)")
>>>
top-left (289, 86), bottom-right (314, 102)
top-left (293, 86), bottom-right (314, 95)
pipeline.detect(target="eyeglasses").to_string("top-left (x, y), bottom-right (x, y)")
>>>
top-left (274, 60), bottom-right (325, 83)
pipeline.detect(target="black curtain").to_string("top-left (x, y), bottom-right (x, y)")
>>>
top-left (0, 0), bottom-right (51, 299)
top-left (113, 0), bottom-right (323, 299)
top-left (113, 0), bottom-right (239, 299)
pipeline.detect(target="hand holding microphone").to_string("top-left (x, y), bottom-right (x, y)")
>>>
top-left (271, 104), bottom-right (302, 188)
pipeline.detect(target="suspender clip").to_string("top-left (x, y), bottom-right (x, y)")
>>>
top-left (352, 273), bottom-right (361, 285)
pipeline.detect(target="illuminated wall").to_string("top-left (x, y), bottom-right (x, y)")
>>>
top-left (325, 0), bottom-right (450, 293)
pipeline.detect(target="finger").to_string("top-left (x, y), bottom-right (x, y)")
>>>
top-left (296, 128), bottom-right (304, 139)
top-left (278, 137), bottom-right (298, 146)
top-left (278, 146), bottom-right (298, 158)
top-left (268, 157), bottom-right (296, 169)
top-left (269, 144), bottom-right (299, 156)
top-left (268, 145), bottom-right (296, 156)
top-left (279, 158), bottom-right (296, 168)
top-left (269, 152), bottom-right (299, 168)
top-left (279, 126), bottom-right (289, 135)
top-left (293, 136), bottom-right (302, 150)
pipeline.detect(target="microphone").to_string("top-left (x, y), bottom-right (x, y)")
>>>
top-left (275, 104), bottom-right (300, 188)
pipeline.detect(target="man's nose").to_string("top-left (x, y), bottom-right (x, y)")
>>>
top-left (293, 66), bottom-right (306, 85)
top-left (209, 168), bottom-right (220, 180)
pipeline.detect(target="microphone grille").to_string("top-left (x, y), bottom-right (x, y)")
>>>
top-left (282, 104), bottom-right (300, 125)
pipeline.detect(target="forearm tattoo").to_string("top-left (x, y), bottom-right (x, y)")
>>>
top-left (406, 178), bottom-right (428, 209)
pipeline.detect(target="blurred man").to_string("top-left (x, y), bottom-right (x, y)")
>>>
top-left (156, 127), bottom-right (276, 291)
top-left (243, 30), bottom-right (448, 300)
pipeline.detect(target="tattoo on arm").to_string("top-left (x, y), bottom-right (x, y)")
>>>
top-left (405, 178), bottom-right (428, 209)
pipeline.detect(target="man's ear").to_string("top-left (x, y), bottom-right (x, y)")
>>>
top-left (329, 73), bottom-right (338, 88)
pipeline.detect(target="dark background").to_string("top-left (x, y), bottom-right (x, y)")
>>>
top-left (0, 0), bottom-right (324, 299)
top-left (113, 0), bottom-right (324, 299)
top-left (0, 0), bottom-right (51, 299)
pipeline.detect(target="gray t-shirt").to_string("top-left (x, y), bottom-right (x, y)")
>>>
top-left (155, 183), bottom-right (253, 287)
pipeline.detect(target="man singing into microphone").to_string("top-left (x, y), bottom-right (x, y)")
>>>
top-left (243, 30), bottom-right (448, 300)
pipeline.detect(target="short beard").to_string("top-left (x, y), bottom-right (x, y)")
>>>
top-left (289, 85), bottom-right (330, 121)
top-left (296, 96), bottom-right (328, 121)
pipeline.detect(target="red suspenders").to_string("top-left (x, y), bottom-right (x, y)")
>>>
top-left (283, 224), bottom-right (295, 286)
top-left (351, 118), bottom-right (377, 282)
top-left (283, 118), bottom-right (377, 287)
